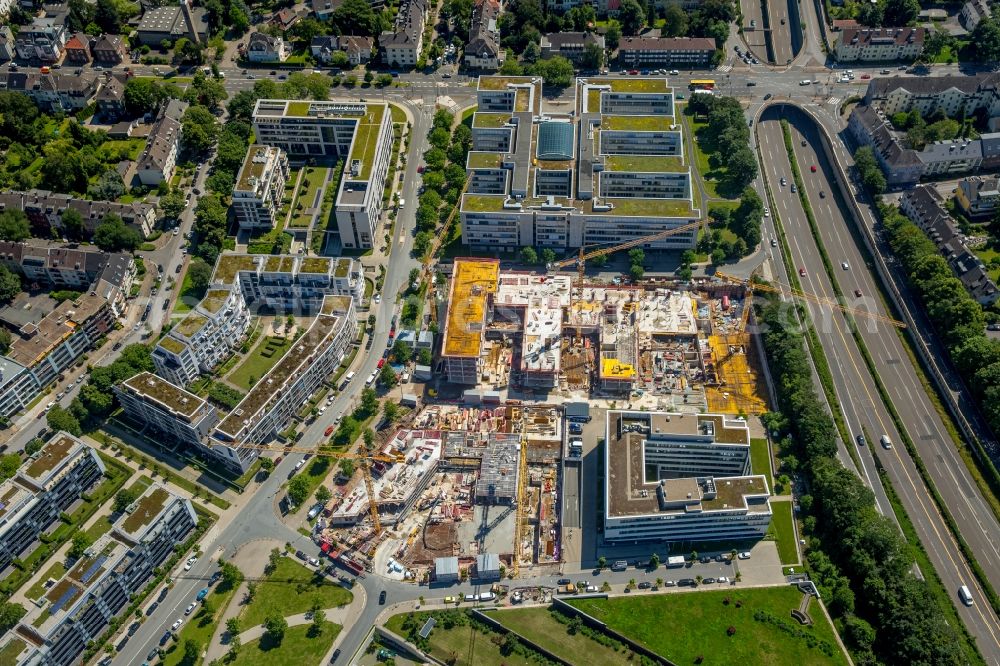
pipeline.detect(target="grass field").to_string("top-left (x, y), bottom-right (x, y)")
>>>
top-left (289, 166), bottom-right (329, 228)
top-left (161, 580), bottom-right (240, 666)
top-left (26, 561), bottom-right (67, 600)
top-left (390, 102), bottom-right (407, 124)
top-left (83, 515), bottom-right (114, 542)
top-left (488, 607), bottom-right (630, 666)
top-left (285, 457), bottom-right (333, 514)
top-left (750, 438), bottom-right (774, 489)
top-left (768, 500), bottom-right (799, 565)
top-left (0, 639), bottom-right (25, 664)
top-left (227, 336), bottom-right (294, 390)
top-left (568, 586), bottom-right (847, 666)
top-left (240, 557), bottom-right (352, 628)
top-left (174, 268), bottom-right (205, 314)
top-left (385, 610), bottom-right (549, 666)
top-left (233, 622), bottom-right (340, 665)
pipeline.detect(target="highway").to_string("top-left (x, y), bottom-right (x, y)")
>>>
top-left (757, 113), bottom-right (1000, 660)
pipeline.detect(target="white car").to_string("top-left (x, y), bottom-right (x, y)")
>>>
top-left (308, 557), bottom-right (320, 566)
top-left (738, 551), bottom-right (751, 560)
top-left (185, 603), bottom-right (196, 615)
top-left (295, 460), bottom-right (304, 470)
top-left (374, 294), bottom-right (381, 304)
top-left (841, 261), bottom-right (850, 270)
top-left (184, 556), bottom-right (197, 571)
top-left (717, 577), bottom-right (729, 584)
top-left (171, 618), bottom-right (182, 631)
top-left (763, 207), bottom-right (770, 217)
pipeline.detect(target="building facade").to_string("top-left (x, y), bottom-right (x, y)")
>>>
top-left (246, 31), bottom-right (287, 62)
top-left (539, 32), bottom-right (605, 64)
top-left (115, 372), bottom-right (219, 447)
top-left (618, 37), bottom-right (716, 67)
top-left (136, 100), bottom-right (186, 186)
top-left (956, 176), bottom-right (1000, 219)
top-left (380, 0), bottom-right (425, 67)
top-left (464, 0), bottom-right (502, 70)
top-left (232, 145), bottom-right (290, 231)
top-left (834, 27), bottom-right (925, 62)
top-left (210, 253), bottom-right (365, 311)
top-left (0, 188), bottom-right (156, 239)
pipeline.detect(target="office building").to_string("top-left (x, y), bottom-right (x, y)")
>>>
top-left (460, 76), bottom-right (699, 252)
top-left (232, 145), bottom-right (290, 231)
top-left (207, 295), bottom-right (357, 474)
top-left (252, 99), bottom-right (394, 249)
top-left (618, 37), bottom-right (716, 68)
top-left (115, 372), bottom-right (219, 448)
top-left (603, 410), bottom-right (771, 543)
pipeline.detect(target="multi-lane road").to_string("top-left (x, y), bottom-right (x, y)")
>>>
top-left (757, 111), bottom-right (1000, 660)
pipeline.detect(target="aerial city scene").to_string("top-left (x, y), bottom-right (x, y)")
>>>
top-left (1, 0), bottom-right (1000, 664)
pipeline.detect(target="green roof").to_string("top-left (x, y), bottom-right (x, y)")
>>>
top-left (236, 145), bottom-right (278, 192)
top-left (472, 112), bottom-right (511, 129)
top-left (200, 289), bottom-right (230, 314)
top-left (463, 194), bottom-right (511, 212)
top-left (175, 312), bottom-right (207, 338)
top-left (123, 372), bottom-right (204, 417)
top-left (515, 88), bottom-right (531, 112)
top-left (604, 155), bottom-right (688, 173)
top-left (333, 258), bottom-right (351, 278)
top-left (603, 116), bottom-right (675, 132)
top-left (25, 436), bottom-right (77, 480)
top-left (264, 256), bottom-right (295, 273)
top-left (467, 152), bottom-right (503, 169)
top-left (592, 197), bottom-right (696, 218)
top-left (478, 76), bottom-right (536, 91)
top-left (701, 476), bottom-right (769, 510)
top-left (606, 78), bottom-right (671, 93)
top-left (121, 487), bottom-right (170, 535)
top-left (158, 336), bottom-right (186, 354)
top-left (348, 103), bottom-right (386, 180)
top-left (300, 257), bottom-right (332, 273)
top-left (213, 254), bottom-right (258, 285)
top-left (286, 101), bottom-right (312, 117)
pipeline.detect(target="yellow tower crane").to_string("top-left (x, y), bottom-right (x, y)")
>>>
top-left (512, 435), bottom-right (529, 578)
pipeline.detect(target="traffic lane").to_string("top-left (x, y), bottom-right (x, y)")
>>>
top-left (791, 122), bottom-right (1000, 584)
top-left (787, 124), bottom-right (1000, 654)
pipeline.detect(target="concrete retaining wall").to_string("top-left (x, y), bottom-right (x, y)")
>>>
top-left (551, 597), bottom-right (677, 665)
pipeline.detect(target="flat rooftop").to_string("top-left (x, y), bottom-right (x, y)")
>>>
top-left (23, 434), bottom-right (82, 484)
top-left (634, 291), bottom-right (698, 335)
top-left (199, 289), bottom-right (231, 315)
top-left (121, 372), bottom-right (207, 419)
top-left (472, 113), bottom-right (512, 129)
top-left (211, 254), bottom-right (258, 285)
top-left (467, 151), bottom-right (504, 169)
top-left (321, 294), bottom-right (353, 315)
top-left (300, 257), bottom-right (333, 274)
top-left (215, 313), bottom-right (343, 437)
top-left (602, 115), bottom-right (675, 132)
top-left (604, 155), bottom-right (687, 173)
top-left (119, 486), bottom-right (170, 537)
top-left (158, 335), bottom-right (187, 355)
top-left (441, 258), bottom-right (500, 359)
top-left (175, 312), bottom-right (207, 338)
top-left (347, 103), bottom-right (386, 181)
top-left (478, 76), bottom-right (539, 91)
top-left (0, 480), bottom-right (31, 521)
top-left (264, 255), bottom-right (296, 273)
top-left (236, 145), bottom-right (279, 193)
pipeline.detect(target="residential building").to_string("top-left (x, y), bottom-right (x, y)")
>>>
top-left (460, 76), bottom-right (699, 253)
top-left (153, 285), bottom-right (250, 385)
top-left (207, 295), bottom-right (357, 474)
top-left (95, 74), bottom-right (126, 120)
top-left (311, 35), bottom-right (373, 66)
top-left (899, 185), bottom-right (999, 304)
top-left (617, 36), bottom-right (716, 67)
top-left (0, 26), bottom-right (15, 62)
top-left (62, 32), bottom-right (92, 63)
top-left (464, 0), bottom-right (503, 70)
top-left (835, 27), bottom-right (925, 62)
top-left (14, 12), bottom-right (69, 62)
top-left (270, 7), bottom-right (302, 31)
top-left (92, 33), bottom-right (128, 64)
top-left (539, 32), bottom-right (605, 64)
top-left (136, 1), bottom-right (209, 46)
top-left (380, 0), bottom-right (425, 68)
top-left (252, 99), bottom-right (394, 249)
top-left (311, 0), bottom-right (341, 20)
top-left (232, 144), bottom-right (290, 231)
top-left (603, 410), bottom-right (771, 543)
top-left (441, 258), bottom-right (499, 384)
top-left (246, 31), bottom-right (287, 62)
top-left (136, 99), bottom-right (187, 186)
top-left (210, 253), bottom-right (365, 312)
top-left (116, 372), bottom-right (219, 447)
top-left (956, 176), bottom-right (1000, 219)
top-left (0, 434), bottom-right (106, 575)
top-left (21, 484), bottom-right (197, 666)
top-left (474, 434), bottom-right (520, 504)
top-left (960, 0), bottom-right (992, 31)
top-left (864, 72), bottom-right (1000, 118)
top-left (0, 189), bottom-right (156, 238)
top-left (0, 70), bottom-right (102, 113)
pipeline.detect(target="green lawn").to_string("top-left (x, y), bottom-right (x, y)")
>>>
top-left (389, 102), bottom-right (407, 124)
top-left (0, 639), bottom-right (26, 664)
top-left (568, 586), bottom-right (847, 666)
top-left (26, 561), bottom-right (67, 601)
top-left (174, 268), bottom-right (206, 314)
top-left (285, 457), bottom-right (333, 514)
top-left (750, 438), bottom-right (774, 489)
top-left (233, 622), bottom-right (340, 665)
top-left (385, 610), bottom-right (546, 666)
top-left (768, 500), bottom-right (799, 565)
top-left (83, 515), bottom-right (114, 542)
top-left (161, 580), bottom-right (241, 666)
top-left (240, 557), bottom-right (352, 628)
top-left (227, 336), bottom-right (294, 390)
top-left (98, 138), bottom-right (146, 162)
top-left (974, 245), bottom-right (1000, 283)
top-left (488, 607), bottom-right (630, 666)
top-left (289, 166), bottom-right (329, 228)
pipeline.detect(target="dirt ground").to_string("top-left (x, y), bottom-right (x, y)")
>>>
top-left (404, 522), bottom-right (458, 565)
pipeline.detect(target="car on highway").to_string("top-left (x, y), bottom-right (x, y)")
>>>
top-left (374, 294), bottom-right (381, 304)
top-left (738, 551), bottom-right (752, 559)
top-left (799, 267), bottom-right (806, 277)
top-left (780, 177), bottom-right (786, 186)
top-left (854, 288), bottom-right (863, 297)
top-left (880, 434), bottom-right (893, 449)
top-left (861, 73), bottom-right (870, 79)
top-left (810, 165), bottom-right (817, 172)
top-left (763, 93), bottom-right (772, 100)
top-left (819, 190), bottom-right (826, 198)
top-left (841, 261), bottom-right (850, 270)
top-left (771, 238), bottom-right (778, 247)
top-left (325, 425), bottom-right (335, 437)
top-left (295, 459), bottom-right (304, 470)
top-left (379, 590), bottom-right (387, 604)
top-left (417, 165), bottom-right (425, 173)
top-left (791, 184), bottom-right (797, 193)
top-left (856, 434), bottom-right (866, 447)
top-left (763, 207), bottom-right (770, 217)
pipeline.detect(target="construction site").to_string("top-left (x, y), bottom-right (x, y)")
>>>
top-left (311, 402), bottom-right (565, 581)
top-left (439, 257), bottom-right (768, 417)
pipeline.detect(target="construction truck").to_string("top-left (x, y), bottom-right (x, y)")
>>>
top-left (559, 583), bottom-right (577, 595)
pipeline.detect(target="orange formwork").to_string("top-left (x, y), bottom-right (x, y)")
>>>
top-left (705, 333), bottom-right (767, 415)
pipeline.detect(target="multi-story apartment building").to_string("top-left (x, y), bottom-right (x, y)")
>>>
top-left (864, 72), bottom-right (1000, 118)
top-left (153, 285), bottom-right (250, 386)
top-left (0, 189), bottom-right (156, 238)
top-left (136, 99), bottom-right (187, 186)
top-left (245, 31), bottom-right (288, 62)
top-left (232, 145), bottom-right (290, 231)
top-left (460, 76), bottom-right (700, 252)
top-left (960, 0), bottom-right (992, 30)
top-left (207, 295), bottom-right (357, 474)
top-left (14, 12), bottom-right (69, 62)
top-left (311, 35), bottom-right (373, 66)
top-left (603, 410), bottom-right (771, 543)
top-left (0, 434), bottom-right (105, 574)
top-left (252, 99), bottom-right (394, 250)
top-left (539, 32), bottom-right (605, 64)
top-left (115, 372), bottom-right (219, 447)
top-left (464, 0), bottom-right (503, 70)
top-left (0, 293), bottom-right (115, 421)
top-left (956, 176), bottom-right (1000, 219)
top-left (0, 70), bottom-right (101, 113)
top-left (211, 253), bottom-right (365, 311)
top-left (618, 37), bottom-right (716, 67)
top-left (441, 258), bottom-right (499, 384)
top-left (834, 27), bottom-right (925, 62)
top-left (380, 0), bottom-right (425, 67)
top-left (21, 484), bottom-right (197, 666)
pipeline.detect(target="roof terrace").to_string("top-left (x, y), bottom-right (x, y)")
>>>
top-left (121, 372), bottom-right (206, 419)
top-left (23, 435), bottom-right (79, 483)
top-left (199, 289), bottom-right (231, 315)
top-left (158, 336), bottom-right (187, 355)
top-left (602, 115), bottom-right (675, 132)
top-left (236, 145), bottom-right (277, 192)
top-left (212, 254), bottom-right (258, 285)
top-left (175, 312), bottom-right (207, 339)
top-left (300, 257), bottom-right (332, 274)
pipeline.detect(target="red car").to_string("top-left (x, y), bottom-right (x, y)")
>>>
top-left (810, 165), bottom-right (817, 172)
top-left (799, 267), bottom-right (807, 277)
top-left (377, 358), bottom-right (386, 369)
top-left (628, 70), bottom-right (639, 75)
top-left (860, 73), bottom-right (870, 79)
top-left (324, 425), bottom-right (334, 437)
top-left (274, 456), bottom-right (283, 465)
top-left (417, 165), bottom-right (425, 173)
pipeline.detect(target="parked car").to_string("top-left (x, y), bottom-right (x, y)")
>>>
top-left (704, 577), bottom-right (717, 584)
top-left (738, 552), bottom-right (752, 559)
top-left (557, 578), bottom-right (571, 585)
top-left (638, 581), bottom-right (652, 589)
top-left (379, 590), bottom-right (387, 604)
top-left (325, 425), bottom-right (335, 437)
top-left (185, 603), bottom-right (196, 615)
top-left (171, 618), bottom-right (182, 631)
top-left (146, 602), bottom-right (159, 616)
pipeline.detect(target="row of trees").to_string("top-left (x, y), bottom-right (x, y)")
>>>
top-left (687, 93), bottom-right (758, 195)
top-left (757, 298), bottom-right (969, 664)
top-left (413, 109), bottom-right (470, 257)
top-left (853, 146), bottom-right (886, 196)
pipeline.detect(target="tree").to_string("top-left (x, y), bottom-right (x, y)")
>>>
top-left (360, 387), bottom-right (379, 415)
top-left (182, 105), bottom-right (220, 154)
top-left (392, 340), bottom-right (413, 363)
top-left (0, 601), bottom-right (27, 633)
top-left (540, 248), bottom-right (556, 264)
top-left (187, 259), bottom-right (213, 292)
top-left (47, 405), bottom-right (82, 436)
top-left (60, 207), bottom-right (85, 241)
top-left (69, 532), bottom-right (93, 558)
top-left (287, 475), bottom-right (311, 506)
top-left (331, 0), bottom-right (382, 36)
top-left (0, 265), bottom-right (19, 305)
top-left (529, 56), bottom-right (576, 88)
top-left (363, 428), bottom-right (376, 450)
top-left (25, 438), bottom-right (44, 455)
top-left (649, 552), bottom-right (660, 569)
top-left (605, 22), bottom-right (622, 50)
top-left (93, 214), bottom-right (141, 252)
top-left (500, 632), bottom-right (518, 656)
top-left (182, 638), bottom-right (200, 664)
top-left (0, 210), bottom-right (30, 241)
top-left (264, 611), bottom-right (287, 642)
top-left (662, 2), bottom-right (689, 36)
top-left (630, 264), bottom-right (644, 281)
top-left (267, 548), bottom-right (282, 574)
top-left (581, 42), bottom-right (603, 70)
top-left (618, 0), bottom-right (646, 35)
top-left (309, 608), bottom-right (326, 637)
top-left (226, 617), bottom-right (241, 637)
top-left (727, 148), bottom-right (758, 189)
top-left (316, 485), bottom-right (333, 504)
top-left (883, 0), bottom-right (920, 27)
top-left (854, 146), bottom-right (886, 195)
top-left (379, 363), bottom-right (398, 387)
top-left (971, 17), bottom-right (1000, 63)
top-left (597, 556), bottom-right (607, 569)
top-left (160, 189), bottom-right (187, 220)
top-left (114, 486), bottom-right (140, 513)
top-left (417, 348), bottom-right (433, 366)
top-left (185, 72), bottom-right (228, 110)
top-left (731, 187), bottom-right (763, 250)
top-left (220, 561), bottom-right (244, 589)
top-left (90, 169), bottom-right (125, 201)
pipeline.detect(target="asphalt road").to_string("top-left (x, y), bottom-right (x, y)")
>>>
top-left (757, 115), bottom-right (1000, 660)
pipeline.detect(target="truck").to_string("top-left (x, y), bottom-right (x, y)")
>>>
top-left (559, 583), bottom-right (577, 594)
top-left (666, 556), bottom-right (685, 568)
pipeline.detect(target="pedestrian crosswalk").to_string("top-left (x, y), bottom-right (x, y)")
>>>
top-left (717, 64), bottom-right (734, 73)
top-left (826, 96), bottom-right (841, 106)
